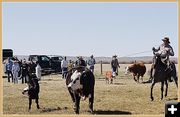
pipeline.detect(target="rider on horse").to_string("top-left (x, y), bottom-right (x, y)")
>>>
top-left (150, 37), bottom-right (174, 80)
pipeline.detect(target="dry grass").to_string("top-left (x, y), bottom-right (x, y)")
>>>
top-left (3, 64), bottom-right (178, 115)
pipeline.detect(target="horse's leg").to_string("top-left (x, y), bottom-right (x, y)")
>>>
top-left (36, 98), bottom-right (40, 109)
top-left (89, 91), bottom-right (94, 114)
top-left (29, 98), bottom-right (32, 111)
top-left (174, 76), bottom-right (178, 88)
top-left (165, 80), bottom-right (168, 97)
top-left (171, 64), bottom-right (178, 88)
top-left (150, 81), bottom-right (156, 101)
top-left (161, 81), bottom-right (164, 100)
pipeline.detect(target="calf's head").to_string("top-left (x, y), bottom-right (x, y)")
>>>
top-left (68, 71), bottom-right (83, 92)
top-left (125, 66), bottom-right (130, 75)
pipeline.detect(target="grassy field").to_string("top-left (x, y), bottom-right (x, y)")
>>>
top-left (3, 64), bottom-right (178, 115)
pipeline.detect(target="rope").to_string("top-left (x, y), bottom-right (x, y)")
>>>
top-left (120, 50), bottom-right (152, 57)
top-left (119, 45), bottom-right (160, 57)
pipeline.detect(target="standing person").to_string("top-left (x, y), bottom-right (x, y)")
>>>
top-left (12, 59), bottom-right (20, 84)
top-left (21, 59), bottom-right (29, 84)
top-left (75, 56), bottom-right (87, 71)
top-left (68, 60), bottom-right (74, 71)
top-left (111, 55), bottom-right (120, 77)
top-left (61, 56), bottom-right (68, 79)
top-left (29, 60), bottom-right (36, 74)
top-left (36, 61), bottom-right (42, 80)
top-left (87, 55), bottom-right (96, 73)
top-left (5, 57), bottom-right (13, 82)
top-left (149, 37), bottom-right (174, 80)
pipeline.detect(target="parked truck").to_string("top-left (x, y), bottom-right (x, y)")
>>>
top-left (28, 55), bottom-right (62, 74)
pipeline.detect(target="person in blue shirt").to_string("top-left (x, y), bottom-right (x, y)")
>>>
top-left (87, 55), bottom-right (96, 73)
top-left (5, 57), bottom-right (13, 82)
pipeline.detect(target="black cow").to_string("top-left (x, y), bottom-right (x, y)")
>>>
top-left (28, 74), bottom-right (40, 110)
top-left (66, 68), bottom-right (95, 114)
top-left (22, 64), bottom-right (40, 111)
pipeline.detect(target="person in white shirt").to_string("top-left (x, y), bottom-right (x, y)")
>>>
top-left (61, 56), bottom-right (68, 79)
top-left (36, 62), bottom-right (42, 80)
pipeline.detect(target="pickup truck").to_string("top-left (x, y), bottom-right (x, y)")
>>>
top-left (28, 55), bottom-right (62, 74)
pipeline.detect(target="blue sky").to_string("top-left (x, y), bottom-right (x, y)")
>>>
top-left (2, 2), bottom-right (178, 57)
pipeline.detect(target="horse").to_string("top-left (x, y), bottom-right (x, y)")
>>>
top-left (150, 54), bottom-right (178, 101)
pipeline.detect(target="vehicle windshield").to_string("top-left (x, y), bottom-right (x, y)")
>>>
top-left (41, 56), bottom-right (50, 61)
top-left (52, 57), bottom-right (59, 60)
top-left (52, 57), bottom-right (63, 61)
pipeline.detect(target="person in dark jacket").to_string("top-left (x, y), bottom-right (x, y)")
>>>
top-left (111, 55), bottom-right (120, 77)
top-left (21, 59), bottom-right (28, 84)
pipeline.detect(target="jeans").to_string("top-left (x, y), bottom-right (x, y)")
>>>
top-left (62, 67), bottom-right (68, 78)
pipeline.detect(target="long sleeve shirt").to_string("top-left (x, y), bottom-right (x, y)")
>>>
top-left (61, 60), bottom-right (68, 68)
top-left (154, 44), bottom-right (174, 57)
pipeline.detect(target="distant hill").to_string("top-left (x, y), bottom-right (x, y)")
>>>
top-left (15, 55), bottom-right (178, 64)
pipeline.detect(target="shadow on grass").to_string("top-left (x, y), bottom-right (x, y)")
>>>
top-left (94, 110), bottom-right (132, 115)
top-left (40, 107), bottom-right (68, 113)
top-left (167, 97), bottom-right (178, 101)
top-left (142, 80), bottom-right (152, 84)
top-left (113, 82), bottom-right (126, 85)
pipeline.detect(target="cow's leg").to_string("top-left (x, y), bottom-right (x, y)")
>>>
top-left (133, 75), bottom-right (137, 82)
top-left (105, 77), bottom-right (107, 84)
top-left (74, 93), bottom-right (81, 114)
top-left (111, 78), bottom-right (113, 84)
top-left (89, 91), bottom-right (94, 114)
top-left (150, 82), bottom-right (156, 101)
top-left (29, 98), bottom-right (32, 111)
top-left (68, 89), bottom-right (76, 109)
top-left (149, 67), bottom-right (153, 80)
top-left (141, 75), bottom-right (144, 82)
top-left (137, 74), bottom-right (140, 83)
top-left (69, 90), bottom-right (75, 102)
top-left (36, 98), bottom-right (40, 109)
top-left (161, 81), bottom-right (164, 100)
top-left (165, 80), bottom-right (168, 97)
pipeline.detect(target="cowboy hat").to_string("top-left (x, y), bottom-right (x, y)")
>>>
top-left (162, 37), bottom-right (170, 43)
top-left (113, 55), bottom-right (117, 58)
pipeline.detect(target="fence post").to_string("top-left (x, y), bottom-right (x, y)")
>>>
top-left (101, 61), bottom-right (103, 75)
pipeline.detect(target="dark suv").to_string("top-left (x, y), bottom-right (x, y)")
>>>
top-left (49, 56), bottom-right (63, 73)
top-left (28, 55), bottom-right (62, 74)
